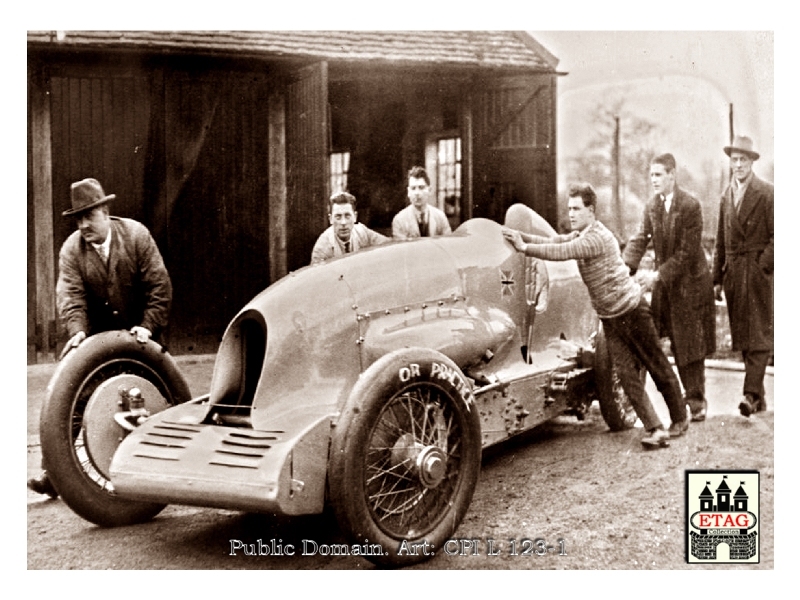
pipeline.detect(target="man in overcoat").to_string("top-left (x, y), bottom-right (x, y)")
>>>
top-left (624, 154), bottom-right (716, 425)
top-left (712, 136), bottom-right (773, 417)
top-left (28, 178), bottom-right (172, 497)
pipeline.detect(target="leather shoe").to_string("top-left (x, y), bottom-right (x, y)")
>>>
top-left (755, 397), bottom-right (768, 412)
top-left (668, 419), bottom-right (689, 437)
top-left (738, 394), bottom-right (756, 418)
top-left (689, 399), bottom-right (707, 422)
top-left (641, 427), bottom-right (670, 449)
top-left (27, 471), bottom-right (58, 498)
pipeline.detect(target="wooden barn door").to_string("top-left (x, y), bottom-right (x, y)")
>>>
top-left (285, 62), bottom-right (330, 272)
top-left (32, 66), bottom-right (154, 360)
top-left (471, 74), bottom-right (557, 228)
top-left (162, 69), bottom-right (271, 354)
top-left (47, 70), bottom-right (153, 248)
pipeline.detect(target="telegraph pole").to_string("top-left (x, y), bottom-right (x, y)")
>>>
top-left (729, 103), bottom-right (734, 143)
top-left (729, 103), bottom-right (734, 183)
top-left (612, 115), bottom-right (623, 235)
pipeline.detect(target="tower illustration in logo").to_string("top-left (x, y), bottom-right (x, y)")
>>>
top-left (686, 471), bottom-right (759, 563)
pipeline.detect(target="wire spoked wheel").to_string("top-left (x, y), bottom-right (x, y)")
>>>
top-left (69, 360), bottom-right (168, 492)
top-left (365, 383), bottom-right (463, 539)
top-left (329, 348), bottom-right (481, 567)
top-left (40, 331), bottom-right (191, 526)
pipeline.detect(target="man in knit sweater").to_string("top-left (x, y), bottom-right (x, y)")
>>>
top-left (502, 183), bottom-right (687, 449)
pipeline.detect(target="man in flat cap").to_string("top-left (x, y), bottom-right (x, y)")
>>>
top-left (28, 178), bottom-right (172, 497)
top-left (712, 136), bottom-right (773, 417)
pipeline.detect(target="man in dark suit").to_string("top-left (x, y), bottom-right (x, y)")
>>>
top-left (712, 136), bottom-right (773, 417)
top-left (28, 178), bottom-right (172, 497)
top-left (623, 154), bottom-right (716, 429)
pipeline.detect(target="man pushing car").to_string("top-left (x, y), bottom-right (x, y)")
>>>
top-left (28, 178), bottom-right (172, 498)
top-left (502, 182), bottom-right (687, 449)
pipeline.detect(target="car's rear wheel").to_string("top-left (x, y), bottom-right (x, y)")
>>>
top-left (328, 348), bottom-right (481, 567)
top-left (40, 331), bottom-right (192, 527)
top-left (594, 324), bottom-right (639, 431)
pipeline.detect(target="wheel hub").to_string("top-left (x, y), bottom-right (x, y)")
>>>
top-left (390, 433), bottom-right (448, 489)
top-left (83, 374), bottom-right (169, 479)
top-left (416, 445), bottom-right (447, 488)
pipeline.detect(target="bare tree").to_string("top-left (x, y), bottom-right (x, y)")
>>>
top-left (678, 158), bottom-right (726, 260)
top-left (565, 90), bottom-right (662, 237)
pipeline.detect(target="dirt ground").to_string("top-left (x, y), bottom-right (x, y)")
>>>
top-left (27, 357), bottom-right (774, 570)
top-left (433, 408), bottom-right (774, 570)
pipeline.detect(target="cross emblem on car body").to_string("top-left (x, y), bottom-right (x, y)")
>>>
top-left (500, 269), bottom-right (515, 297)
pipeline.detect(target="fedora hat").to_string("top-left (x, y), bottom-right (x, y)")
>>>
top-left (723, 135), bottom-right (760, 160)
top-left (62, 178), bottom-right (116, 217)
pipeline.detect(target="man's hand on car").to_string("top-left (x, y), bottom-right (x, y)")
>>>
top-left (130, 326), bottom-right (152, 344)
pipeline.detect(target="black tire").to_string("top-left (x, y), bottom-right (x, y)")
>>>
top-left (594, 324), bottom-right (639, 431)
top-left (39, 330), bottom-right (192, 527)
top-left (328, 348), bottom-right (482, 567)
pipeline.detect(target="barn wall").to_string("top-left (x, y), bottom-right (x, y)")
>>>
top-left (163, 67), bottom-right (273, 354)
top-left (472, 73), bottom-right (558, 227)
top-left (285, 63), bottom-right (329, 272)
top-left (28, 52), bottom-right (560, 363)
top-left (327, 70), bottom-right (474, 234)
top-left (28, 53), bottom-right (275, 360)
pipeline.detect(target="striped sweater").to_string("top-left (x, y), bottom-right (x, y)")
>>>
top-left (521, 220), bottom-right (642, 318)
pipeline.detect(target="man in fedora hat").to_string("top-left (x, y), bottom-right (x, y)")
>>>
top-left (27, 178), bottom-right (172, 497)
top-left (712, 136), bottom-right (773, 417)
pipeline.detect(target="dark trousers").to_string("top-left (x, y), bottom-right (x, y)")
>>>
top-left (677, 359), bottom-right (706, 410)
top-left (743, 349), bottom-right (770, 405)
top-left (660, 294), bottom-right (706, 407)
top-left (602, 297), bottom-right (686, 430)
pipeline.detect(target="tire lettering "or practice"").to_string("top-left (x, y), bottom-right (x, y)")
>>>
top-left (398, 363), bottom-right (422, 382)
top-left (398, 362), bottom-right (473, 407)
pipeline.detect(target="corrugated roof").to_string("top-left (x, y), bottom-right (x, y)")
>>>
top-left (27, 30), bottom-right (558, 71)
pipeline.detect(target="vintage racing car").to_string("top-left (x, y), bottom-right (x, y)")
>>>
top-left (39, 204), bottom-right (636, 567)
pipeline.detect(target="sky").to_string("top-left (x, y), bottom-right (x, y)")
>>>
top-left (529, 31), bottom-right (774, 189)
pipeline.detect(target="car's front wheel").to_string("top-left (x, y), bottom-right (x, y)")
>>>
top-left (328, 348), bottom-right (482, 567)
top-left (39, 331), bottom-right (192, 526)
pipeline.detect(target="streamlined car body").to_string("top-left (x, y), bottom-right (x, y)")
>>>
top-left (40, 204), bottom-right (634, 567)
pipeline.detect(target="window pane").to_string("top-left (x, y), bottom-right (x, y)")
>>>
top-left (437, 137), bottom-right (461, 217)
top-left (330, 151), bottom-right (350, 194)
